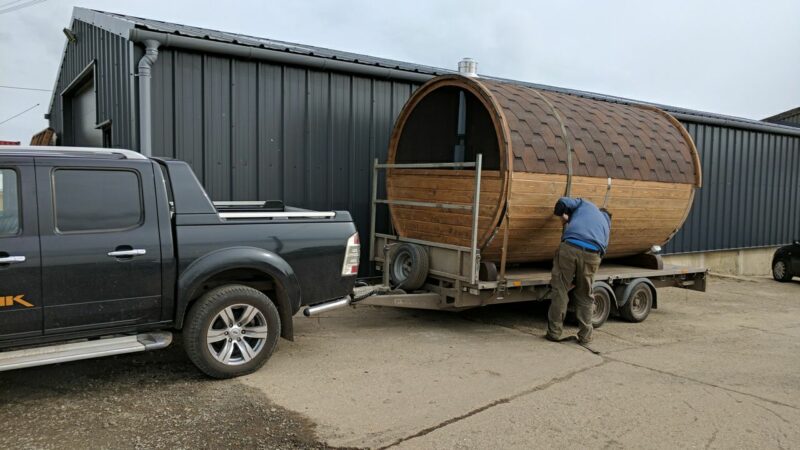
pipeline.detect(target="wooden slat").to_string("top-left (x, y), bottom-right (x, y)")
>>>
top-left (388, 176), bottom-right (502, 191)
top-left (390, 168), bottom-right (502, 178)
top-left (392, 205), bottom-right (497, 219)
top-left (389, 168), bottom-right (694, 262)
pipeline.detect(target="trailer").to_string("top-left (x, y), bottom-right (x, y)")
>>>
top-left (305, 156), bottom-right (707, 326)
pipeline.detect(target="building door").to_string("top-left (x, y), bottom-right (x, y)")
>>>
top-left (69, 77), bottom-right (103, 147)
top-left (0, 159), bottom-right (42, 341)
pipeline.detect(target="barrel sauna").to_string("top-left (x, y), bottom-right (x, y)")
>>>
top-left (386, 75), bottom-right (701, 263)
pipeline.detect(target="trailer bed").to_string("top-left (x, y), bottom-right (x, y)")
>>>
top-left (496, 263), bottom-right (707, 289)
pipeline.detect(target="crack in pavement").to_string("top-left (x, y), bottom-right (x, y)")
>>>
top-left (749, 401), bottom-right (793, 426)
top-left (604, 356), bottom-right (800, 411)
top-left (738, 325), bottom-right (798, 338)
top-left (381, 294), bottom-right (799, 449)
top-left (599, 326), bottom-right (770, 357)
top-left (703, 427), bottom-right (719, 450)
top-left (377, 359), bottom-right (609, 449)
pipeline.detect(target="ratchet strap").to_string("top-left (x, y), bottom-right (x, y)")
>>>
top-left (602, 177), bottom-right (612, 209)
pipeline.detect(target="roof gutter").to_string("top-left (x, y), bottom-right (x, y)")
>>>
top-left (128, 29), bottom-right (437, 84)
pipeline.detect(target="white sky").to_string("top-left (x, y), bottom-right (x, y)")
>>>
top-left (0, 0), bottom-right (798, 143)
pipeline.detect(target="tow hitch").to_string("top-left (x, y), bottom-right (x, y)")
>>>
top-left (303, 284), bottom-right (389, 317)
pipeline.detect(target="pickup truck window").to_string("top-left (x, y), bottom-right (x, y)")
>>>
top-left (0, 168), bottom-right (19, 236)
top-left (53, 169), bottom-right (143, 233)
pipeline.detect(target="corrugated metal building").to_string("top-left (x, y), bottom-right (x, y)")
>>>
top-left (764, 107), bottom-right (800, 128)
top-left (46, 8), bottom-right (800, 271)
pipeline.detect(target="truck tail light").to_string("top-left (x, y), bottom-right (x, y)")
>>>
top-left (342, 232), bottom-right (360, 276)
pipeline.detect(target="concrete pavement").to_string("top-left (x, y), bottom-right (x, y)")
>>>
top-left (1, 276), bottom-right (797, 449)
top-left (243, 276), bottom-right (800, 449)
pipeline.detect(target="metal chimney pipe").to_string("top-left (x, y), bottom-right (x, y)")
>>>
top-left (458, 58), bottom-right (478, 77)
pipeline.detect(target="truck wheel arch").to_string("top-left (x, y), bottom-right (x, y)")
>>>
top-left (176, 247), bottom-right (302, 340)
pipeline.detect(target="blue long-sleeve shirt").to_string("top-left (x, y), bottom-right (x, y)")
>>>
top-left (556, 197), bottom-right (611, 254)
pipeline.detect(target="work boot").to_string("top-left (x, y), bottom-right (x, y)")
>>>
top-left (545, 333), bottom-right (562, 342)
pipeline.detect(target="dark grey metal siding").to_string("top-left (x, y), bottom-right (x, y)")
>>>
top-left (779, 112), bottom-right (800, 127)
top-left (666, 122), bottom-right (800, 253)
top-left (764, 108), bottom-right (800, 128)
top-left (149, 48), bottom-right (418, 254)
top-left (48, 13), bottom-right (800, 261)
top-left (49, 20), bottom-right (135, 149)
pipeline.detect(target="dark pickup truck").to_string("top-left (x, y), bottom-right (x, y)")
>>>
top-left (0, 146), bottom-right (359, 378)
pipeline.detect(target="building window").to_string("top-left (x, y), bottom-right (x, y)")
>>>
top-left (97, 119), bottom-right (112, 148)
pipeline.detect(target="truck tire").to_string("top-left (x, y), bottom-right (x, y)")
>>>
top-left (619, 281), bottom-right (653, 323)
top-left (388, 243), bottom-right (429, 291)
top-left (591, 283), bottom-right (613, 328)
top-left (772, 259), bottom-right (793, 282)
top-left (183, 284), bottom-right (281, 379)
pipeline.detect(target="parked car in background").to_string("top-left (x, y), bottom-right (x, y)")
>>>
top-left (0, 146), bottom-right (359, 378)
top-left (772, 241), bottom-right (800, 282)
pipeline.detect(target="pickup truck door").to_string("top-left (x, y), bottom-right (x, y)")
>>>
top-left (0, 159), bottom-right (42, 341)
top-left (36, 159), bottom-right (163, 334)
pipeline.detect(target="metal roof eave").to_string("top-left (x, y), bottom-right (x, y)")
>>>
top-left (47, 7), bottom-right (800, 139)
top-left (46, 8), bottom-right (138, 116)
top-left (127, 28), bottom-right (444, 84)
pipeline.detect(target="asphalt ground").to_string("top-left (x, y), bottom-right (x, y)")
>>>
top-left (1, 275), bottom-right (798, 449)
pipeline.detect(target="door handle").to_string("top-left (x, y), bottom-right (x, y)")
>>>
top-left (0, 255), bottom-right (25, 264)
top-left (107, 249), bottom-right (147, 257)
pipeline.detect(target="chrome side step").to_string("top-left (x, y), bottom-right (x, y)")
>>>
top-left (0, 332), bottom-right (172, 372)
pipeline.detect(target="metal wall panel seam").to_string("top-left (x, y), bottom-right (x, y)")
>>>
top-left (255, 62), bottom-right (261, 200)
top-left (348, 75), bottom-right (356, 214)
top-left (280, 65), bottom-right (285, 201)
top-left (170, 49), bottom-right (177, 158)
top-left (228, 57), bottom-right (233, 200)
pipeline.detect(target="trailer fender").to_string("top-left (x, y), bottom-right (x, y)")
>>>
top-left (592, 281), bottom-right (616, 304)
top-left (614, 278), bottom-right (658, 310)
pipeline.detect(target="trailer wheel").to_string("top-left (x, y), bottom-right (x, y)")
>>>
top-left (620, 281), bottom-right (653, 322)
top-left (388, 243), bottom-right (429, 290)
top-left (591, 284), bottom-right (613, 328)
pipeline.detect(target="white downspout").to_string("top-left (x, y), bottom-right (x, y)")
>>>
top-left (137, 39), bottom-right (160, 156)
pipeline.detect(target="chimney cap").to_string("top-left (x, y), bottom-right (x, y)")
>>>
top-left (458, 58), bottom-right (478, 77)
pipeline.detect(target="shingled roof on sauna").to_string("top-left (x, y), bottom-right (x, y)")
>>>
top-left (482, 79), bottom-right (699, 185)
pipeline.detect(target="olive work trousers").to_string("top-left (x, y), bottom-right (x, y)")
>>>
top-left (547, 242), bottom-right (602, 343)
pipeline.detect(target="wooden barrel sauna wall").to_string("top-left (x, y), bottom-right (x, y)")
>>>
top-left (386, 75), bottom-right (702, 263)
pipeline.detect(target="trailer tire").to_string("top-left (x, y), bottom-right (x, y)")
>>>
top-left (591, 283), bottom-right (613, 328)
top-left (388, 243), bottom-right (429, 291)
top-left (620, 281), bottom-right (653, 322)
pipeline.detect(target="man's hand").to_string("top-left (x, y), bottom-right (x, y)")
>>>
top-left (560, 213), bottom-right (570, 225)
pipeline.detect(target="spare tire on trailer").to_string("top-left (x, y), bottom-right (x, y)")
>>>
top-left (388, 243), bottom-right (429, 291)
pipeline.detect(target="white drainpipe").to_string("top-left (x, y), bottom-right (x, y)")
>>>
top-left (137, 39), bottom-right (160, 156)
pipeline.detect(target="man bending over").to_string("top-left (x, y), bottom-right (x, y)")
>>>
top-left (546, 197), bottom-right (611, 345)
